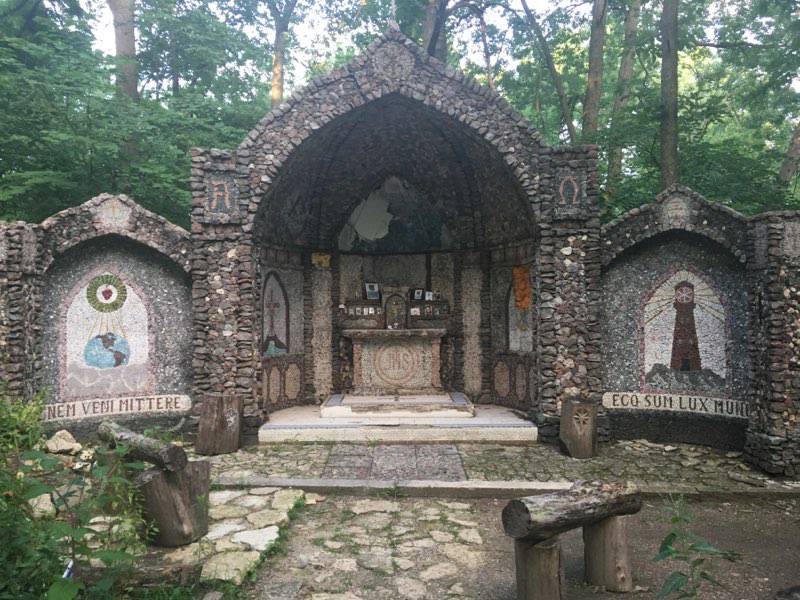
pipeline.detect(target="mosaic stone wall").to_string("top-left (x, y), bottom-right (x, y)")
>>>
top-left (602, 234), bottom-right (749, 401)
top-left (39, 238), bottom-right (193, 406)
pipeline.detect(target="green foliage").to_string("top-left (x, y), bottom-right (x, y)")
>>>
top-left (0, 385), bottom-right (149, 599)
top-left (0, 388), bottom-right (44, 453)
top-left (654, 496), bottom-right (740, 599)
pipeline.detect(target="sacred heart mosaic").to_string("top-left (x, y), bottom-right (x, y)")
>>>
top-left (63, 272), bottom-right (151, 400)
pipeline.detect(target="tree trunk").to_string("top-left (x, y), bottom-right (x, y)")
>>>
top-left (520, 0), bottom-right (577, 143)
top-left (271, 24), bottom-right (287, 105)
top-left (477, 12), bottom-right (495, 91)
top-left (107, 0), bottom-right (138, 100)
top-left (137, 460), bottom-right (210, 547)
top-left (502, 481), bottom-right (642, 544)
top-left (195, 393), bottom-right (242, 455)
top-left (98, 421), bottom-right (187, 472)
top-left (514, 538), bottom-right (565, 600)
top-left (582, 0), bottom-right (608, 142)
top-left (660, 0), bottom-right (679, 189)
top-left (583, 516), bottom-right (634, 592)
top-left (778, 124), bottom-right (800, 188)
top-left (422, 0), bottom-right (448, 61)
top-left (606, 0), bottom-right (641, 199)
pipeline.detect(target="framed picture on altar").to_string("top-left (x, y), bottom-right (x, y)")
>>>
top-left (425, 291), bottom-right (434, 301)
top-left (424, 305), bottom-right (433, 316)
top-left (368, 306), bottom-right (375, 315)
top-left (410, 307), bottom-right (421, 316)
top-left (348, 307), bottom-right (355, 316)
top-left (365, 283), bottom-right (380, 300)
top-left (355, 306), bottom-right (363, 316)
top-left (412, 288), bottom-right (424, 301)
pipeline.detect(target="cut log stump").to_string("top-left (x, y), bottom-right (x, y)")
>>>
top-left (583, 516), bottom-right (633, 592)
top-left (98, 420), bottom-right (187, 472)
top-left (559, 398), bottom-right (598, 459)
top-left (195, 393), bottom-right (242, 455)
top-left (514, 538), bottom-right (565, 600)
top-left (138, 460), bottom-right (210, 547)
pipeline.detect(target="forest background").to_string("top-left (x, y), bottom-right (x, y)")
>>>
top-left (1, 0), bottom-right (798, 228)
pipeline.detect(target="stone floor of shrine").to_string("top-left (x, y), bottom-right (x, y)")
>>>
top-left (199, 438), bottom-right (800, 496)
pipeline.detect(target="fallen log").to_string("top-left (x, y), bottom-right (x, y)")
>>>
top-left (98, 421), bottom-right (187, 472)
top-left (137, 460), bottom-right (210, 547)
top-left (502, 481), bottom-right (642, 544)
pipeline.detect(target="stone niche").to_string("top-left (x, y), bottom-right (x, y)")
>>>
top-left (601, 232), bottom-right (749, 448)
top-left (39, 237), bottom-right (193, 428)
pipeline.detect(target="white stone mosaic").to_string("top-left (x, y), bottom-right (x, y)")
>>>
top-left (62, 271), bottom-right (151, 400)
top-left (643, 270), bottom-right (726, 388)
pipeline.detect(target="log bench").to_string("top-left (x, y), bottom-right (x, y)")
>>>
top-left (99, 421), bottom-right (210, 547)
top-left (502, 481), bottom-right (643, 599)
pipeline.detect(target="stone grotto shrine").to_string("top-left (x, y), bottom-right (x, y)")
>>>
top-left (1, 29), bottom-right (798, 477)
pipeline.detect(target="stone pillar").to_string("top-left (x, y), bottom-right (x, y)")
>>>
top-left (534, 146), bottom-right (603, 443)
top-left (190, 149), bottom-right (259, 421)
top-left (0, 223), bottom-right (41, 398)
top-left (745, 215), bottom-right (800, 477)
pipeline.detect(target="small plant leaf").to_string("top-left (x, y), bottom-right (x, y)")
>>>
top-left (657, 571), bottom-right (689, 598)
top-left (47, 579), bottom-right (82, 600)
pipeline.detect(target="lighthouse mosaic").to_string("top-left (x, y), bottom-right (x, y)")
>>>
top-left (642, 269), bottom-right (727, 395)
top-left (63, 272), bottom-right (152, 400)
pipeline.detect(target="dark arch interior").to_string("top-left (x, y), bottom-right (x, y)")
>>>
top-left (254, 93), bottom-right (536, 252)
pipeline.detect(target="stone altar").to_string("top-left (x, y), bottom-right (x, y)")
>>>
top-left (344, 329), bottom-right (445, 395)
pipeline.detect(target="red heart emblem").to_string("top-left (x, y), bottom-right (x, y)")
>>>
top-left (102, 288), bottom-right (113, 301)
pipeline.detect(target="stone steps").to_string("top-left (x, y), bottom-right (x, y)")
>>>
top-left (258, 404), bottom-right (538, 444)
top-left (320, 392), bottom-right (475, 419)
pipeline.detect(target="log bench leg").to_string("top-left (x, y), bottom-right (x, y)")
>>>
top-left (196, 393), bottom-right (242, 455)
top-left (583, 516), bottom-right (633, 592)
top-left (514, 537), bottom-right (565, 600)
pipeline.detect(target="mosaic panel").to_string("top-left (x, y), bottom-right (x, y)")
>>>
top-left (642, 270), bottom-right (727, 395)
top-left (63, 272), bottom-right (152, 400)
top-left (262, 271), bottom-right (289, 357)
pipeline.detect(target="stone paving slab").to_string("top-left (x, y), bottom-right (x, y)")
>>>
top-left (202, 439), bottom-right (800, 494)
top-left (245, 495), bottom-right (800, 600)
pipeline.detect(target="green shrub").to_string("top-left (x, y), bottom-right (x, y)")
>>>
top-left (654, 496), bottom-right (740, 599)
top-left (0, 387), bottom-right (45, 454)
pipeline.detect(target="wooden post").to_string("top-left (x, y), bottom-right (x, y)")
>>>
top-left (559, 398), bottom-right (598, 459)
top-left (514, 538), bottom-right (565, 600)
top-left (195, 392), bottom-right (242, 455)
top-left (583, 516), bottom-right (633, 592)
top-left (138, 460), bottom-right (210, 547)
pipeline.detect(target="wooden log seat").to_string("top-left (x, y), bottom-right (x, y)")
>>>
top-left (502, 481), bottom-right (643, 598)
top-left (98, 420), bottom-right (210, 547)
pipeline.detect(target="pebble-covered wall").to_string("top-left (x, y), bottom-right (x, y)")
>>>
top-left (190, 27), bottom-right (599, 424)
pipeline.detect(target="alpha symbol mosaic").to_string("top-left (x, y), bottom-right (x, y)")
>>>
top-left (63, 272), bottom-right (151, 400)
top-left (643, 270), bottom-right (726, 394)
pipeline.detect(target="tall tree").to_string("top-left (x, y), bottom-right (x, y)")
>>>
top-left (107, 0), bottom-right (138, 99)
top-left (265, 0), bottom-right (300, 105)
top-left (582, 0), bottom-right (608, 142)
top-left (778, 125), bottom-right (800, 189)
top-left (519, 0), bottom-right (577, 143)
top-left (659, 0), bottom-right (679, 188)
top-left (606, 0), bottom-right (642, 199)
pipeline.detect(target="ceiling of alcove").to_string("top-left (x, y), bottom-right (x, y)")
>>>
top-left (254, 94), bottom-right (536, 252)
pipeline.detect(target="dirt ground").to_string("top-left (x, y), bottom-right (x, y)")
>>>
top-left (246, 495), bottom-right (800, 600)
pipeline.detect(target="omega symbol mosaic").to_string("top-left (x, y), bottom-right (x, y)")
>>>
top-left (63, 272), bottom-right (152, 400)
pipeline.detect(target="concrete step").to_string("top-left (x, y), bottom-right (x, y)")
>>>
top-left (320, 392), bottom-right (475, 419)
top-left (258, 404), bottom-right (538, 444)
